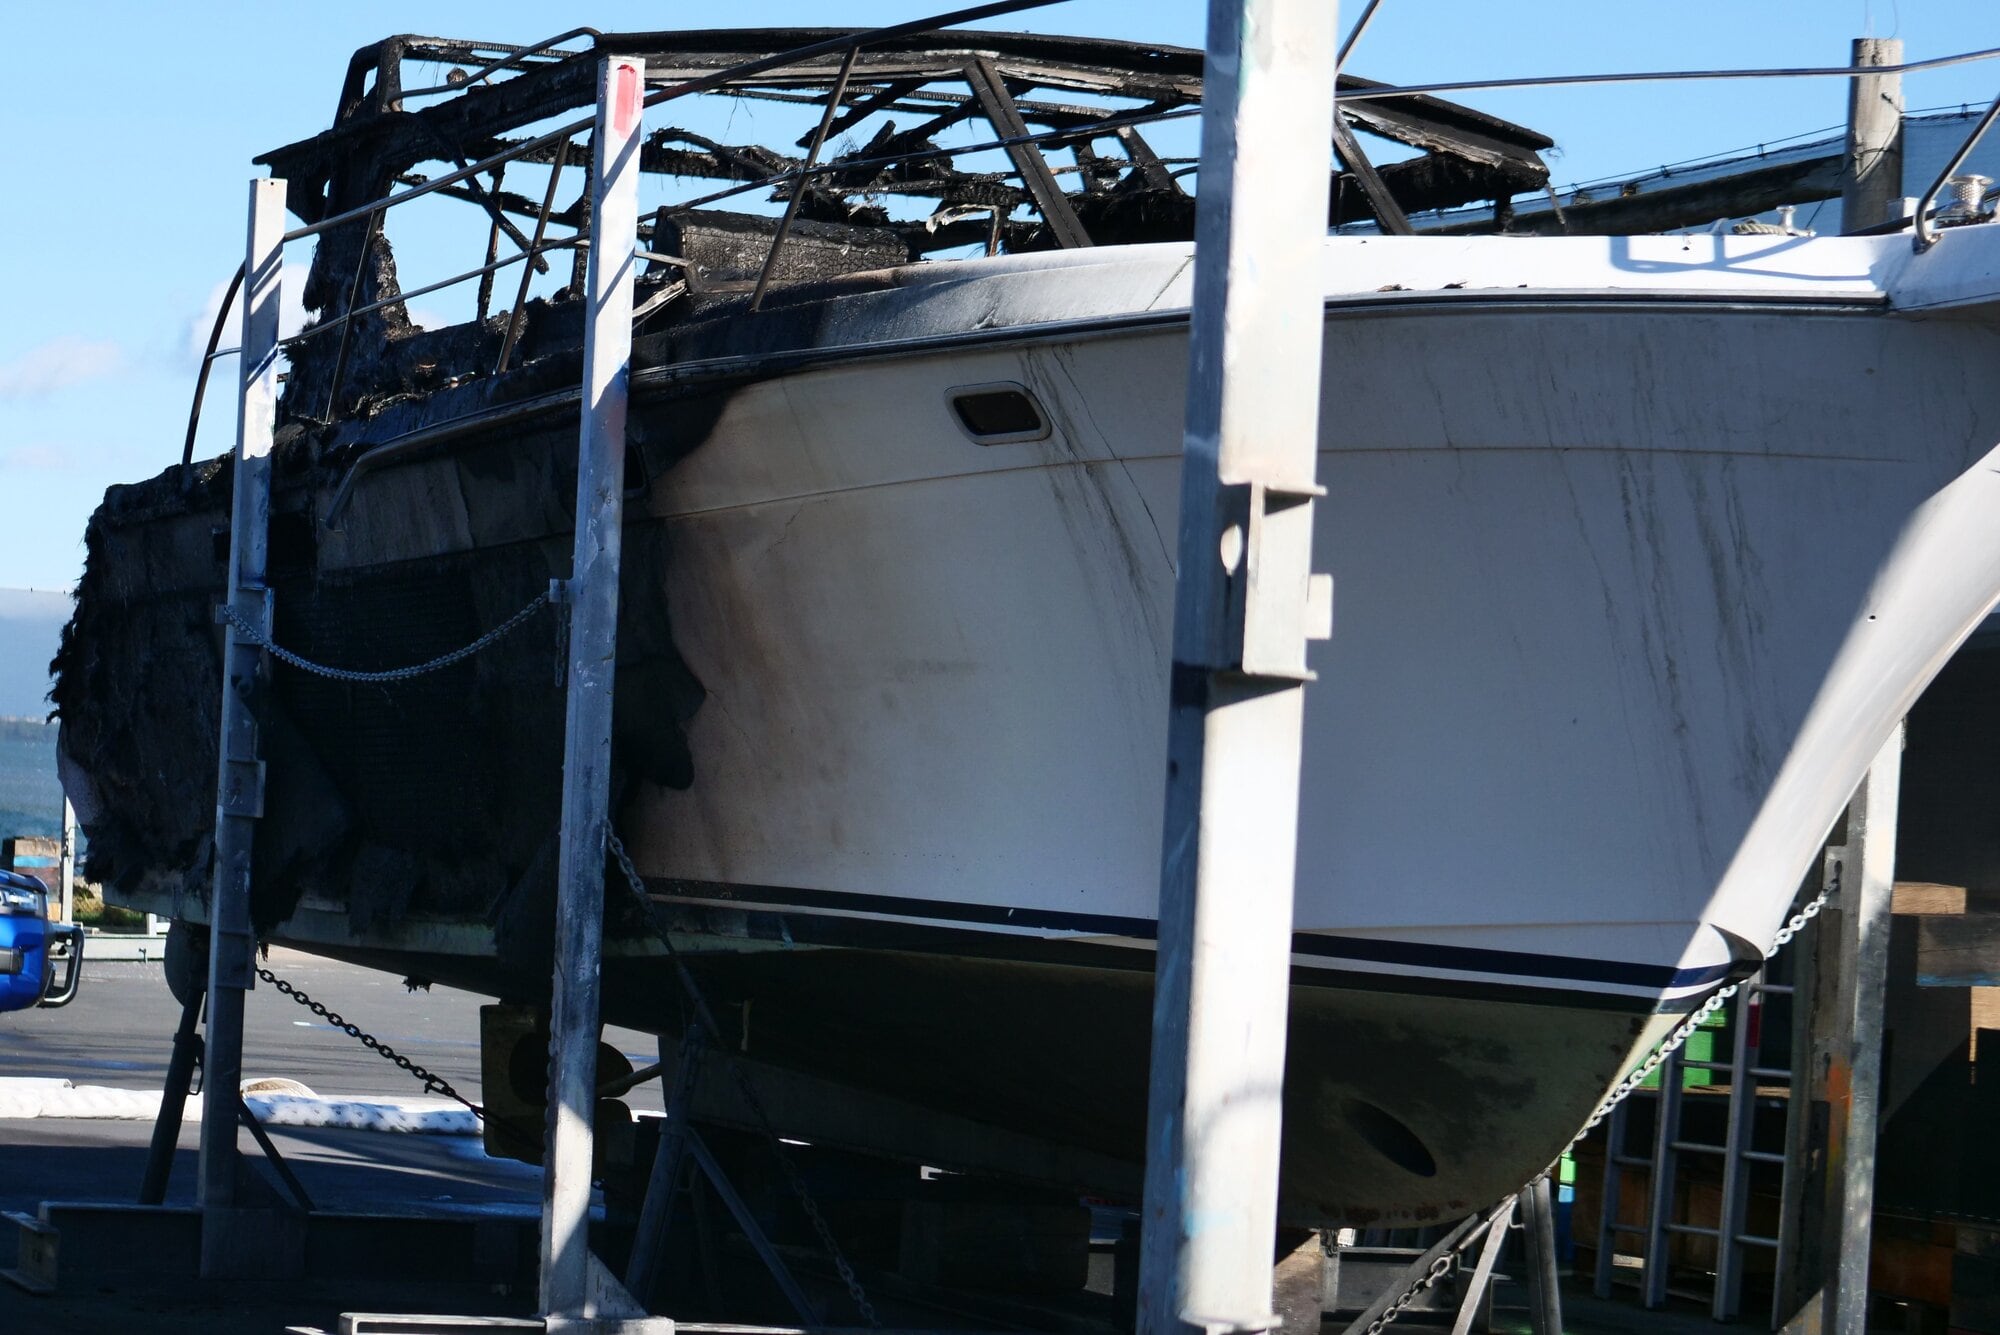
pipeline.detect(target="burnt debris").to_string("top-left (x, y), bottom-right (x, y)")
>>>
top-left (250, 27), bottom-right (1551, 424)
top-left (50, 24), bottom-right (1553, 961)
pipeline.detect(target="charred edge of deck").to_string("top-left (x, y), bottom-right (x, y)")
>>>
top-left (50, 392), bottom-right (733, 956)
top-left (249, 27), bottom-right (1549, 432)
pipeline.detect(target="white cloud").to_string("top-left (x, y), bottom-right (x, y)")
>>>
top-left (0, 337), bottom-right (125, 400)
top-left (186, 271), bottom-right (312, 362)
top-left (0, 444), bottom-right (72, 471)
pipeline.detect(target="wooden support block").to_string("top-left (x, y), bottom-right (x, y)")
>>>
top-left (1894, 882), bottom-right (1969, 915)
top-left (1916, 915), bottom-right (2000, 986)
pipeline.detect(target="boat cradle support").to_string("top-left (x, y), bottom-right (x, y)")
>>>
top-left (1326, 1176), bottom-right (1564, 1335)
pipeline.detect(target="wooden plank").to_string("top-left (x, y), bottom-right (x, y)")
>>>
top-left (1917, 914), bottom-right (2000, 986)
top-left (1894, 882), bottom-right (1969, 915)
top-left (1972, 993), bottom-right (2000, 1058)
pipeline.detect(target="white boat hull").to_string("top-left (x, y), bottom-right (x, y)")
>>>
top-left (626, 254), bottom-right (2000, 1009)
top-left (64, 230), bottom-right (2000, 1223)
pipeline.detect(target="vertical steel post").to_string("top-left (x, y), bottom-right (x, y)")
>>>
top-left (1136, 0), bottom-right (1338, 1329)
top-left (1821, 727), bottom-right (1901, 1335)
top-left (199, 177), bottom-right (286, 1234)
top-left (1523, 1173), bottom-right (1564, 1335)
top-left (1842, 38), bottom-right (1904, 233)
top-left (1776, 726), bottom-right (1902, 1335)
top-left (58, 797), bottom-right (75, 924)
top-left (539, 54), bottom-right (645, 1321)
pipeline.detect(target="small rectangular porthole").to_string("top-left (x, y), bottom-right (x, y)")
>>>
top-left (948, 381), bottom-right (1050, 445)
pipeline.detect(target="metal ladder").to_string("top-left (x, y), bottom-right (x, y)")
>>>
top-left (1593, 970), bottom-right (1797, 1324)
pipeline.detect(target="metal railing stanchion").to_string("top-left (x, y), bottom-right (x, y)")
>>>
top-left (537, 54), bottom-right (666, 1330)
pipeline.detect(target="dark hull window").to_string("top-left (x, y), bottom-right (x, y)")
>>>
top-left (949, 383), bottom-right (1050, 444)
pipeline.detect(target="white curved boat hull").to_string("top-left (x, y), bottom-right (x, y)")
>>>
top-left (69, 229), bottom-right (2000, 1222)
top-left (604, 233), bottom-right (2000, 1215)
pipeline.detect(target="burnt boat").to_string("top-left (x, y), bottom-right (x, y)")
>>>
top-left (53, 26), bottom-right (2000, 1224)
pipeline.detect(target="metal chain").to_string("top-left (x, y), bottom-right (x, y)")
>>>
top-left (606, 828), bottom-right (880, 1328)
top-left (1362, 1204), bottom-right (1510, 1335)
top-left (257, 965), bottom-right (484, 1117)
top-left (237, 832), bottom-right (1815, 1331)
top-left (222, 589), bottom-right (550, 684)
top-left (1573, 868), bottom-right (1836, 1143)
top-left (1367, 874), bottom-right (1840, 1333)
top-left (1767, 881), bottom-right (1832, 954)
top-left (1365, 1253), bottom-right (1459, 1335)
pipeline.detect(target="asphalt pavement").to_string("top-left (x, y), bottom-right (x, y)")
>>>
top-left (0, 948), bottom-right (664, 1334)
top-left (0, 949), bottom-right (666, 1106)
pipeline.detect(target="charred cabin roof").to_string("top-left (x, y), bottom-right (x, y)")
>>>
top-left (250, 27), bottom-right (1553, 426)
top-left (260, 28), bottom-right (1551, 234)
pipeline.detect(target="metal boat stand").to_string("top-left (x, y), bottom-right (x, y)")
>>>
top-left (135, 921), bottom-right (313, 1216)
top-left (1331, 1174), bottom-right (1564, 1335)
top-left (5, 50), bottom-right (665, 1335)
top-left (1775, 729), bottom-right (1903, 1335)
top-left (622, 1028), bottom-right (818, 1324)
top-left (1579, 727), bottom-right (1903, 1334)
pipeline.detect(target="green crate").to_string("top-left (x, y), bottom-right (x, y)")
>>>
top-left (1639, 1007), bottom-right (1726, 1089)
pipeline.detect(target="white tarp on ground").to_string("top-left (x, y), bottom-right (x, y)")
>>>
top-left (0, 1076), bottom-right (477, 1134)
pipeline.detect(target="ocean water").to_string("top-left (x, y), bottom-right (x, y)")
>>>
top-left (0, 718), bottom-right (61, 840)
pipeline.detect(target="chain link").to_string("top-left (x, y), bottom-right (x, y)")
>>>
top-left (1362, 1207), bottom-right (1505, 1335)
top-left (1768, 887), bottom-right (1829, 953)
top-left (257, 965), bottom-right (484, 1117)
top-left (222, 590), bottom-right (550, 684)
top-left (1368, 874), bottom-right (1839, 1334)
top-left (607, 828), bottom-right (880, 1328)
top-left (259, 828), bottom-right (877, 1327)
top-left (249, 819), bottom-right (1831, 1326)
top-left (1572, 866), bottom-right (1837, 1145)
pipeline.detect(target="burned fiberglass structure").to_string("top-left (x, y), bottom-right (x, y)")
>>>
top-left (43, 26), bottom-right (1544, 955)
top-left (55, 27), bottom-right (1554, 953)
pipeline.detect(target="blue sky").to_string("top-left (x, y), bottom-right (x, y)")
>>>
top-left (0, 1), bottom-right (1994, 590)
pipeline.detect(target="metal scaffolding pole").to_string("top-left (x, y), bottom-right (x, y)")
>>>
top-left (199, 177), bottom-right (286, 1278)
top-left (1136, 0), bottom-right (1338, 1329)
top-left (539, 54), bottom-right (649, 1324)
top-left (1778, 726), bottom-right (1902, 1335)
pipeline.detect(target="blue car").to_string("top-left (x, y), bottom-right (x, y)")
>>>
top-left (0, 868), bottom-right (82, 1012)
